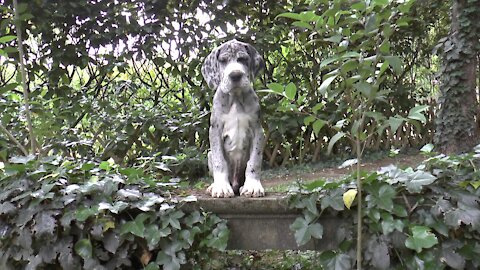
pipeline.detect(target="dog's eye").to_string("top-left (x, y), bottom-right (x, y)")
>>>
top-left (238, 57), bottom-right (249, 64)
top-left (218, 56), bottom-right (228, 63)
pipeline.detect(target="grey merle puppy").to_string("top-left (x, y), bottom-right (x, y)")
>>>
top-left (201, 39), bottom-right (265, 198)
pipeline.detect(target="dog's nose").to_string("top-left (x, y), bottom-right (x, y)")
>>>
top-left (229, 71), bottom-right (243, 82)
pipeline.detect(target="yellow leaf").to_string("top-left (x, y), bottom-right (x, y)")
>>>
top-left (343, 189), bottom-right (358, 209)
top-left (103, 220), bottom-right (116, 232)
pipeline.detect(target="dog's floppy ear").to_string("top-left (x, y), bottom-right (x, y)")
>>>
top-left (201, 46), bottom-right (221, 90)
top-left (246, 43), bottom-right (264, 78)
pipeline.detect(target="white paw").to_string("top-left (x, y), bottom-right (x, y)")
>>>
top-left (240, 178), bottom-right (265, 197)
top-left (207, 182), bottom-right (235, 198)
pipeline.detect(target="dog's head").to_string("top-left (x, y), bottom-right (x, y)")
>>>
top-left (201, 39), bottom-right (264, 94)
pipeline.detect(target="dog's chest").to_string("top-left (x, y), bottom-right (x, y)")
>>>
top-left (221, 102), bottom-right (253, 154)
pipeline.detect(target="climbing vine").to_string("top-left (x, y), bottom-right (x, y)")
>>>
top-left (434, 0), bottom-right (480, 154)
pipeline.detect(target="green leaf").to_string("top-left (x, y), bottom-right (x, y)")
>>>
top-left (387, 116), bottom-right (404, 132)
top-left (290, 217), bottom-right (309, 246)
top-left (324, 35), bottom-right (342, 44)
top-left (308, 223), bottom-right (324, 239)
top-left (408, 105), bottom-right (429, 123)
top-left (323, 253), bottom-right (352, 270)
top-left (0, 83), bottom-right (18, 95)
top-left (420, 144), bottom-right (434, 153)
top-left (354, 82), bottom-right (374, 99)
top-left (373, 0), bottom-right (389, 6)
top-left (304, 115), bottom-right (315, 126)
top-left (405, 226), bottom-right (438, 253)
top-left (292, 21), bottom-right (313, 30)
top-left (0, 35), bottom-right (16, 43)
top-left (375, 184), bottom-right (396, 211)
top-left (313, 119), bottom-right (326, 135)
top-left (319, 75), bottom-right (338, 95)
top-left (75, 206), bottom-right (98, 222)
top-left (320, 57), bottom-right (340, 69)
top-left (327, 132), bottom-right (345, 155)
top-left (276, 12), bottom-right (303, 21)
top-left (384, 56), bottom-right (403, 74)
top-left (120, 213), bottom-right (149, 237)
top-left (144, 263), bottom-right (160, 270)
top-left (285, 82), bottom-right (296, 100)
top-left (74, 239), bottom-right (92, 259)
top-left (163, 210), bottom-right (185, 230)
top-left (267, 82), bottom-right (284, 93)
top-left (405, 171), bottom-right (436, 193)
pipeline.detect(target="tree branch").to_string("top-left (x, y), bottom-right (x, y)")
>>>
top-left (0, 122), bottom-right (28, 156)
top-left (14, 0), bottom-right (37, 154)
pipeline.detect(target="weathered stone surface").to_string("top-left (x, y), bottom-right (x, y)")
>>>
top-left (182, 193), bottom-right (344, 250)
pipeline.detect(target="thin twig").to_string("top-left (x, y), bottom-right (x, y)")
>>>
top-left (13, 0), bottom-right (37, 154)
top-left (0, 122), bottom-right (28, 156)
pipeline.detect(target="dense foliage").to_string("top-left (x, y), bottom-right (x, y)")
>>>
top-left (0, 0), bottom-right (450, 177)
top-left (0, 156), bottom-right (228, 269)
top-left (289, 146), bottom-right (480, 269)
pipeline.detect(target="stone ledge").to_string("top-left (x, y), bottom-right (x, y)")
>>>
top-left (182, 193), bottom-right (344, 250)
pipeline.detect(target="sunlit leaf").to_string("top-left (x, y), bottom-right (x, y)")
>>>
top-left (285, 82), bottom-right (297, 100)
top-left (343, 189), bottom-right (357, 209)
top-left (405, 226), bottom-right (438, 253)
top-left (327, 132), bottom-right (345, 155)
top-left (319, 75), bottom-right (338, 95)
top-left (74, 239), bottom-right (92, 259)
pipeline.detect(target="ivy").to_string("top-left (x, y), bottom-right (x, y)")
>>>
top-left (0, 156), bottom-right (228, 269)
top-left (434, 0), bottom-right (480, 153)
top-left (289, 146), bottom-right (480, 269)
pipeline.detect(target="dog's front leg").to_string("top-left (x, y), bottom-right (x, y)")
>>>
top-left (241, 122), bottom-right (265, 197)
top-left (207, 113), bottom-right (234, 198)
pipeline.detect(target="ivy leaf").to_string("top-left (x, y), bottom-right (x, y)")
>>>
top-left (321, 190), bottom-right (345, 211)
top-left (405, 226), bottom-right (438, 253)
top-left (163, 210), bottom-right (185, 230)
top-left (33, 211), bottom-right (57, 236)
top-left (120, 213), bottom-right (150, 237)
top-left (323, 253), bottom-right (352, 270)
top-left (367, 184), bottom-right (396, 211)
top-left (444, 202), bottom-right (480, 230)
top-left (405, 171), bottom-right (436, 193)
top-left (441, 241), bottom-right (465, 269)
top-left (75, 206), bottom-right (98, 222)
top-left (290, 217), bottom-right (311, 246)
top-left (74, 239), bottom-right (92, 259)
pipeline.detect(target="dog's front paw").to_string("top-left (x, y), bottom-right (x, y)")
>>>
top-left (207, 182), bottom-right (235, 198)
top-left (240, 178), bottom-right (265, 197)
